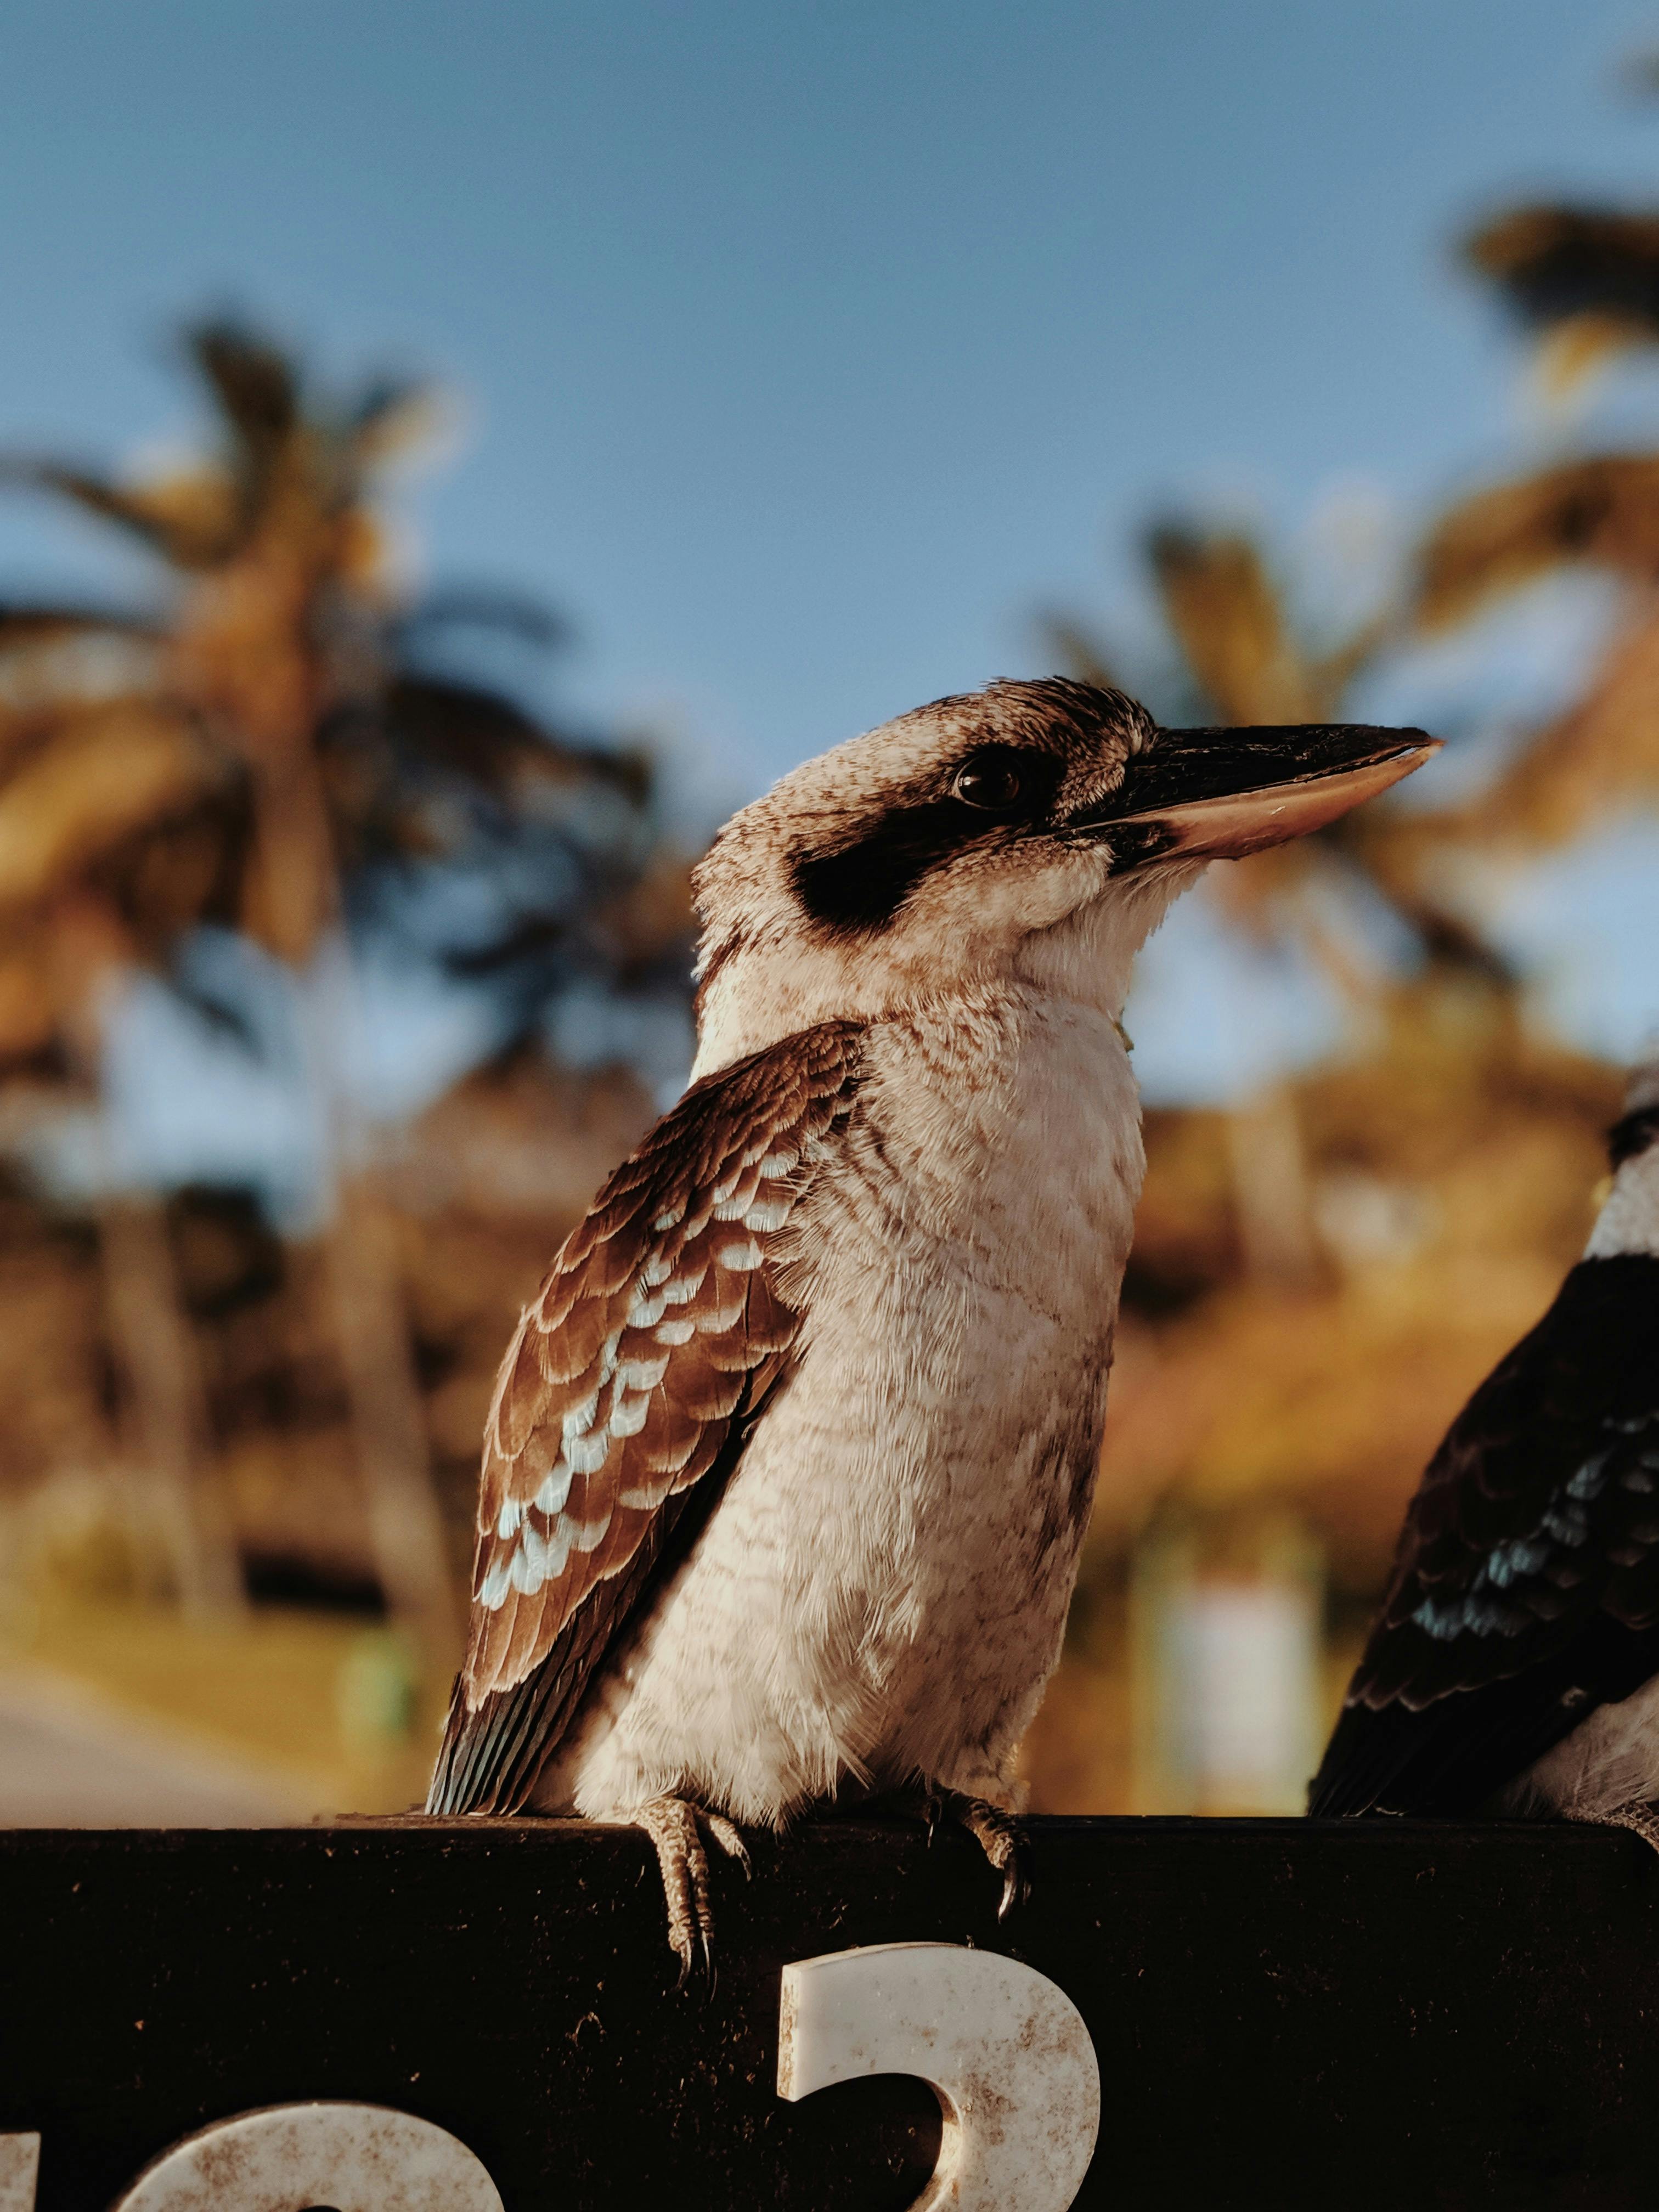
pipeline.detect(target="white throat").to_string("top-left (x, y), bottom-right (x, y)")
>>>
top-left (690, 863), bottom-right (1199, 1081)
top-left (1585, 1146), bottom-right (1659, 1260)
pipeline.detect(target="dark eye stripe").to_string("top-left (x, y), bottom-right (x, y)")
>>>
top-left (790, 753), bottom-right (1066, 939)
top-left (1609, 1104), bottom-right (1659, 1170)
top-left (792, 797), bottom-right (998, 938)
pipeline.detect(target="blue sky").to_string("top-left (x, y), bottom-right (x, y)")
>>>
top-left (3, 0), bottom-right (1658, 1144)
top-left (5, 0), bottom-right (1659, 770)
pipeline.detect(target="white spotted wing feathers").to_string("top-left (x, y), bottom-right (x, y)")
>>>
top-left (428, 1020), bottom-right (860, 1813)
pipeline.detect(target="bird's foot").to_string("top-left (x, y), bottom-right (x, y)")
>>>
top-left (1599, 1797), bottom-right (1659, 1853)
top-left (634, 1796), bottom-right (752, 1982)
top-left (844, 1781), bottom-right (1029, 1917)
top-left (941, 1789), bottom-right (1029, 1921)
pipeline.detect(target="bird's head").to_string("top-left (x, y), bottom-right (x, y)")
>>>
top-left (691, 678), bottom-right (1436, 1075)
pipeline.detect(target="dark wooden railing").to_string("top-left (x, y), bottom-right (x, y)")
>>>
top-left (2, 1815), bottom-right (1656, 2209)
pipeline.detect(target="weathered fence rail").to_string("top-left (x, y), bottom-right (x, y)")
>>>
top-left (1, 1815), bottom-right (1657, 2209)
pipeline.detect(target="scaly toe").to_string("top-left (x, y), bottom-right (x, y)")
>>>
top-left (946, 1792), bottom-right (1029, 1918)
top-left (702, 1810), bottom-right (752, 1878)
top-left (636, 1796), bottom-right (715, 1981)
top-left (1600, 1797), bottom-right (1659, 1854)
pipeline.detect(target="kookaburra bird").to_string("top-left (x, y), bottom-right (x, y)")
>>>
top-left (427, 678), bottom-right (1434, 1965)
top-left (1311, 1059), bottom-right (1659, 1833)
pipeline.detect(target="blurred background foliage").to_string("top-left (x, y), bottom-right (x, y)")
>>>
top-left (0, 322), bottom-right (695, 1814)
top-left (1026, 161), bottom-right (1659, 1815)
top-left (3, 129), bottom-right (1659, 1821)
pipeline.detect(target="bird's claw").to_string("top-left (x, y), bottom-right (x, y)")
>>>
top-left (998, 1853), bottom-right (1029, 1920)
top-left (942, 1789), bottom-right (1029, 1919)
top-left (702, 1809), bottom-right (753, 1878)
top-left (635, 1796), bottom-right (751, 1980)
top-left (878, 1781), bottom-right (946, 1842)
top-left (883, 1784), bottom-right (1028, 1916)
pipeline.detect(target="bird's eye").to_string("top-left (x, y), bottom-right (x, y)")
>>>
top-left (951, 752), bottom-right (1024, 811)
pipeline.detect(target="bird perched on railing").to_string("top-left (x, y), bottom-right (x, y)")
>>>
top-left (425, 676), bottom-right (1435, 1968)
top-left (1311, 1057), bottom-right (1659, 1836)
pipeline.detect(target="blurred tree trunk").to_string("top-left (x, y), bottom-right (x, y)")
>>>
top-left (98, 1194), bottom-right (246, 1616)
top-left (183, 543), bottom-right (462, 1661)
top-left (1225, 1085), bottom-right (1318, 1289)
top-left (241, 753), bottom-right (342, 969)
top-left (324, 1172), bottom-right (459, 1660)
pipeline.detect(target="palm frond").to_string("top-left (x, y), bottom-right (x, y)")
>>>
top-left (1333, 810), bottom-right (1517, 985)
top-left (1147, 526), bottom-right (1316, 723)
top-left (396, 586), bottom-right (567, 658)
top-left (0, 702), bottom-right (219, 911)
top-left (1534, 313), bottom-right (1651, 400)
top-left (380, 675), bottom-right (647, 806)
top-left (188, 321), bottom-right (298, 467)
top-left (343, 378), bottom-right (446, 471)
top-left (1415, 454), bottom-right (1659, 630)
top-left (1467, 204), bottom-right (1659, 340)
top-left (0, 604), bottom-right (160, 651)
top-left (1037, 614), bottom-right (1122, 691)
top-left (1409, 603), bottom-right (1659, 853)
top-left (0, 932), bottom-right (59, 1066)
top-left (1463, 204), bottom-right (1659, 396)
top-left (1138, 521), bottom-right (1509, 978)
top-left (0, 459), bottom-right (235, 569)
top-left (1309, 607), bottom-right (1398, 708)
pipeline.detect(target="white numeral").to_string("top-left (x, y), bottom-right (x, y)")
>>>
top-left (777, 1941), bottom-right (1099, 2212)
top-left (111, 2102), bottom-right (503, 2211)
top-left (0, 2136), bottom-right (39, 2212)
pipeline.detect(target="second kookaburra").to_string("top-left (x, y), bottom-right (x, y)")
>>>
top-left (1311, 1058), bottom-right (1659, 1835)
top-left (427, 678), bottom-right (1434, 1964)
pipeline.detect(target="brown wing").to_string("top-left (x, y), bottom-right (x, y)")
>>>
top-left (426, 1019), bottom-right (862, 1815)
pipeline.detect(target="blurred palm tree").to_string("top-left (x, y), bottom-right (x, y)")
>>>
top-left (1410, 455), bottom-right (1659, 850)
top-left (1051, 178), bottom-right (1659, 1319)
top-left (1046, 523), bottom-right (1512, 1283)
top-left (1466, 203), bottom-right (1659, 399)
top-left (0, 320), bottom-right (667, 1650)
top-left (1026, 142), bottom-right (1659, 1815)
top-left (1048, 526), bottom-right (1510, 974)
top-left (1393, 194), bottom-right (1659, 864)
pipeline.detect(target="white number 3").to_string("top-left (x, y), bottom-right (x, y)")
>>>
top-left (778, 1941), bottom-right (1101, 2212)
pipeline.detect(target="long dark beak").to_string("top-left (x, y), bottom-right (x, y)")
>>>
top-left (1072, 723), bottom-right (1440, 871)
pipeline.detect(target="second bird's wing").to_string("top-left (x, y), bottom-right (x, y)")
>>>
top-left (1310, 1252), bottom-right (1659, 1818)
top-left (426, 1019), bottom-right (861, 1816)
